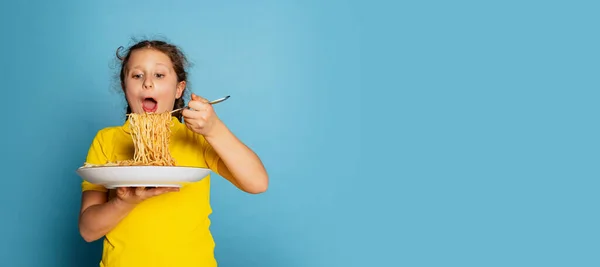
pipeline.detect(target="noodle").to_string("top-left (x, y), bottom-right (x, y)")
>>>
top-left (82, 111), bottom-right (177, 168)
top-left (116, 112), bottom-right (177, 166)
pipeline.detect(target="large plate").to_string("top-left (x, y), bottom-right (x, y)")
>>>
top-left (76, 165), bottom-right (211, 189)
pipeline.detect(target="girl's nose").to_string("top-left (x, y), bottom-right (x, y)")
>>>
top-left (143, 78), bottom-right (154, 89)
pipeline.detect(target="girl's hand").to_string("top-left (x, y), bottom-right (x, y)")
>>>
top-left (182, 93), bottom-right (222, 137)
top-left (115, 186), bottom-right (179, 205)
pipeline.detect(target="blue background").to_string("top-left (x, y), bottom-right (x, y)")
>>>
top-left (0, 0), bottom-right (598, 266)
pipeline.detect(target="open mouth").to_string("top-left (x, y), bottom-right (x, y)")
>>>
top-left (142, 97), bottom-right (158, 113)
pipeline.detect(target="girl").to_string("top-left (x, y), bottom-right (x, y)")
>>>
top-left (78, 39), bottom-right (269, 267)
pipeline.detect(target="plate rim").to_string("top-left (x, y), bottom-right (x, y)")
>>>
top-left (76, 165), bottom-right (210, 170)
top-left (75, 165), bottom-right (212, 187)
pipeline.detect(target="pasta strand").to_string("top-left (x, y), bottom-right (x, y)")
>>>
top-left (117, 112), bottom-right (177, 166)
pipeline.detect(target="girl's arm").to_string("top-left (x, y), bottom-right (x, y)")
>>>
top-left (205, 121), bottom-right (269, 194)
top-left (78, 191), bottom-right (134, 242)
top-left (182, 93), bottom-right (269, 194)
top-left (78, 187), bottom-right (179, 242)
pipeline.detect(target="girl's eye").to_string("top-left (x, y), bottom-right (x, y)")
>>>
top-left (132, 74), bottom-right (143, 79)
top-left (155, 73), bottom-right (165, 78)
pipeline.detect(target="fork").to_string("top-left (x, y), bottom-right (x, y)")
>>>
top-left (171, 95), bottom-right (230, 113)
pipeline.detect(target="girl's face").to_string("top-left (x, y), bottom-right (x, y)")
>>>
top-left (123, 48), bottom-right (185, 114)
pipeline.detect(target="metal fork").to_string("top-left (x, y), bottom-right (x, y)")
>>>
top-left (171, 95), bottom-right (230, 113)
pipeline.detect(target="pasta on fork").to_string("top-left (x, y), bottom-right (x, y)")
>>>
top-left (83, 112), bottom-right (177, 167)
top-left (117, 112), bottom-right (177, 166)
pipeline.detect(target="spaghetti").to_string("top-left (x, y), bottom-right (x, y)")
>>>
top-left (117, 111), bottom-right (177, 166)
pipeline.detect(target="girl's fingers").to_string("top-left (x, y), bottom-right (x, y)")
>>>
top-left (146, 187), bottom-right (180, 197)
top-left (116, 186), bottom-right (179, 202)
top-left (188, 100), bottom-right (209, 111)
top-left (191, 93), bottom-right (209, 103)
top-left (135, 187), bottom-right (146, 196)
top-left (182, 109), bottom-right (205, 120)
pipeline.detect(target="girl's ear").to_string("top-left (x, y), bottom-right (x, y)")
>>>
top-left (176, 81), bottom-right (186, 99)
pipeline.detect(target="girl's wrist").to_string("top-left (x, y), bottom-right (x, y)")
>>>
top-left (204, 120), bottom-right (228, 141)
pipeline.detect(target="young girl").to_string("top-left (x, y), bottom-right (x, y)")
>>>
top-left (78, 39), bottom-right (269, 267)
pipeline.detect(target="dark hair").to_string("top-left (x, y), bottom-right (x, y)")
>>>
top-left (115, 40), bottom-right (190, 121)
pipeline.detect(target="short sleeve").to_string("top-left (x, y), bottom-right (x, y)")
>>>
top-left (200, 136), bottom-right (221, 175)
top-left (81, 131), bottom-right (109, 192)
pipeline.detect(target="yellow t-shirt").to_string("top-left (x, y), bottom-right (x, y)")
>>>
top-left (82, 116), bottom-right (220, 267)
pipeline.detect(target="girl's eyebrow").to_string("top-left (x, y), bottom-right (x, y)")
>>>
top-left (155, 63), bottom-right (173, 72)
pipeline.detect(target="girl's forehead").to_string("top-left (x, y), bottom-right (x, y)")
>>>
top-left (128, 48), bottom-right (173, 67)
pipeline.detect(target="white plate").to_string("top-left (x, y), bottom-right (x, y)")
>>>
top-left (76, 166), bottom-right (211, 189)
